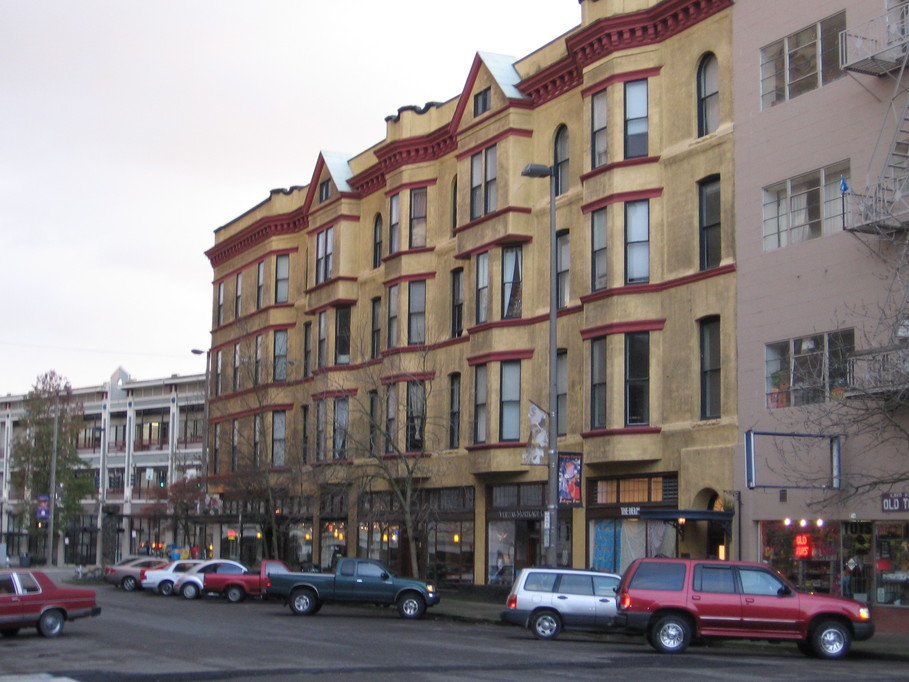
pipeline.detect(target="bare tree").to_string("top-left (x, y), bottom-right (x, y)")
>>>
top-left (10, 371), bottom-right (95, 555)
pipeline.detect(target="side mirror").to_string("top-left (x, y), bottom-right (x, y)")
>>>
top-left (380, 571), bottom-right (389, 580)
top-left (777, 585), bottom-right (792, 597)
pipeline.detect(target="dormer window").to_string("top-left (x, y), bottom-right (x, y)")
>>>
top-left (319, 179), bottom-right (331, 203)
top-left (474, 88), bottom-right (491, 117)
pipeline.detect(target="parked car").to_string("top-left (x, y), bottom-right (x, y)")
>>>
top-left (203, 559), bottom-right (290, 602)
top-left (103, 557), bottom-right (168, 592)
top-left (615, 557), bottom-right (874, 659)
top-left (139, 560), bottom-right (205, 596)
top-left (0, 569), bottom-right (101, 637)
top-left (501, 567), bottom-right (621, 640)
top-left (265, 557), bottom-right (440, 619)
top-left (174, 559), bottom-right (248, 599)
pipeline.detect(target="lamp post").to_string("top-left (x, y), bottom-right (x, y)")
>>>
top-left (521, 162), bottom-right (559, 568)
top-left (191, 348), bottom-right (211, 556)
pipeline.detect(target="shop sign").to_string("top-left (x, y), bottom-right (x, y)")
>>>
top-left (492, 510), bottom-right (544, 520)
top-left (881, 492), bottom-right (909, 512)
top-left (620, 506), bottom-right (640, 517)
top-left (793, 533), bottom-right (812, 558)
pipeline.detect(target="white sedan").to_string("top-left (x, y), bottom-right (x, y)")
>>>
top-left (140, 560), bottom-right (205, 596)
top-left (173, 559), bottom-right (248, 599)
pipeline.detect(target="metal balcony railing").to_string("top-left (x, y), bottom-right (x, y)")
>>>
top-left (840, 4), bottom-right (909, 76)
top-left (847, 346), bottom-right (909, 396)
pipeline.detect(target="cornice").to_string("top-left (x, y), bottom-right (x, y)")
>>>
top-left (206, 209), bottom-right (306, 267)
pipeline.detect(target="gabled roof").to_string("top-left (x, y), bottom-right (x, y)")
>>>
top-left (449, 51), bottom-right (528, 133)
top-left (301, 150), bottom-right (355, 217)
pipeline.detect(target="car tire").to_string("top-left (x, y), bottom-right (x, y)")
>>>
top-left (121, 576), bottom-right (138, 592)
top-left (37, 609), bottom-right (65, 638)
top-left (810, 620), bottom-right (851, 660)
top-left (289, 588), bottom-right (319, 615)
top-left (181, 582), bottom-right (200, 600)
top-left (649, 614), bottom-right (692, 654)
top-left (1, 628), bottom-right (20, 638)
top-left (158, 581), bottom-right (174, 596)
top-left (226, 585), bottom-right (246, 603)
top-left (396, 592), bottom-right (426, 619)
top-left (530, 610), bottom-right (562, 640)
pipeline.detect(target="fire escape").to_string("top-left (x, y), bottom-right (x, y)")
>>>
top-left (840, 4), bottom-right (909, 397)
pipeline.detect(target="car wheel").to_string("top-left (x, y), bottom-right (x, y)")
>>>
top-left (811, 620), bottom-right (851, 660)
top-left (1, 628), bottom-right (20, 638)
top-left (289, 588), bottom-right (319, 615)
top-left (530, 610), bottom-right (562, 640)
top-left (181, 582), bottom-right (200, 600)
top-left (396, 592), bottom-right (426, 619)
top-left (121, 576), bottom-right (138, 592)
top-left (37, 610), bottom-right (65, 638)
top-left (226, 585), bottom-right (246, 603)
top-left (650, 614), bottom-right (692, 654)
top-left (158, 581), bottom-right (174, 596)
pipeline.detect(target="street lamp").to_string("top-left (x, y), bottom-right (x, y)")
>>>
top-left (521, 162), bottom-right (559, 568)
top-left (191, 348), bottom-right (211, 556)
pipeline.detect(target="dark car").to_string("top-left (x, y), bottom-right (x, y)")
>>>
top-left (0, 569), bottom-right (101, 637)
top-left (616, 557), bottom-right (874, 658)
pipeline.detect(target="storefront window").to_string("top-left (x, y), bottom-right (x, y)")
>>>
top-left (761, 521), bottom-right (839, 593)
top-left (357, 521), bottom-right (400, 568)
top-left (321, 521), bottom-right (347, 571)
top-left (875, 522), bottom-right (909, 606)
top-left (288, 523), bottom-right (314, 570)
top-left (428, 521), bottom-right (474, 585)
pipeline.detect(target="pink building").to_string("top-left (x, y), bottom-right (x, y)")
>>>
top-left (734, 0), bottom-right (909, 631)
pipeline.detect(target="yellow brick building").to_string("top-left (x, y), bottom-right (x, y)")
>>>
top-left (204, 0), bottom-right (736, 583)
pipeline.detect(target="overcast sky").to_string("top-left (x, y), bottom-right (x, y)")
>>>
top-left (1, 0), bottom-right (580, 396)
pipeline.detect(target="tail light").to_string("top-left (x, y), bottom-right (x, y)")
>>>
top-left (618, 591), bottom-right (632, 610)
top-left (506, 594), bottom-right (517, 610)
top-left (138, 570), bottom-right (147, 582)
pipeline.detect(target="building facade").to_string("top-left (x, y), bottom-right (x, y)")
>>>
top-left (734, 0), bottom-right (909, 629)
top-left (1, 368), bottom-right (207, 565)
top-left (204, 0), bottom-right (737, 584)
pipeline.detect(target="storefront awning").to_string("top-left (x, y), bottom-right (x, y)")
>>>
top-left (638, 509), bottom-right (735, 537)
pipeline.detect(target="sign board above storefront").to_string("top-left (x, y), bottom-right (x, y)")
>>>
top-left (881, 492), bottom-right (909, 512)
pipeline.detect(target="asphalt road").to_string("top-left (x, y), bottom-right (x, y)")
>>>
top-left (1, 583), bottom-right (908, 682)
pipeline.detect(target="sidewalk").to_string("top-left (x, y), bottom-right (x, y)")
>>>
top-left (433, 590), bottom-right (909, 661)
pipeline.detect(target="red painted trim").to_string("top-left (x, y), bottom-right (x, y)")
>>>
top-left (581, 67), bottom-right (664, 98)
top-left (453, 207), bottom-right (532, 240)
top-left (382, 272), bottom-right (436, 288)
top-left (581, 426), bottom-right (662, 438)
top-left (380, 371), bottom-right (436, 385)
top-left (464, 441), bottom-right (526, 452)
top-left (381, 246), bottom-right (437, 264)
top-left (312, 388), bottom-right (358, 400)
top-left (209, 402), bottom-right (295, 424)
top-left (581, 318), bottom-right (666, 341)
top-left (304, 277), bottom-right (359, 298)
top-left (579, 263), bottom-right (736, 306)
top-left (306, 214), bottom-right (361, 236)
top-left (580, 158), bottom-right (661, 186)
top-left (303, 297), bottom-right (357, 316)
top-left (211, 322), bottom-right (294, 352)
top-left (467, 349), bottom-right (534, 366)
top-left (384, 179), bottom-right (438, 198)
top-left (455, 128), bottom-right (533, 161)
top-left (580, 186), bottom-right (663, 214)
top-left (453, 231), bottom-right (533, 260)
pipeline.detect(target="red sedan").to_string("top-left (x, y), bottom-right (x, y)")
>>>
top-left (0, 569), bottom-right (101, 637)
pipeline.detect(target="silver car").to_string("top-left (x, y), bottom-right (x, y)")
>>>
top-left (103, 557), bottom-right (168, 592)
top-left (500, 567), bottom-right (621, 640)
top-left (140, 560), bottom-right (205, 596)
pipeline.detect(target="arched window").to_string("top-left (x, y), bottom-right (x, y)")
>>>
top-left (697, 53), bottom-right (719, 137)
top-left (554, 125), bottom-right (569, 196)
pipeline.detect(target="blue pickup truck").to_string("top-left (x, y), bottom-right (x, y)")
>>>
top-left (265, 557), bottom-right (440, 619)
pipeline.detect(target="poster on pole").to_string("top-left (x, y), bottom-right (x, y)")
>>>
top-left (36, 494), bottom-right (50, 519)
top-left (522, 401), bottom-right (548, 465)
top-left (558, 453), bottom-right (582, 507)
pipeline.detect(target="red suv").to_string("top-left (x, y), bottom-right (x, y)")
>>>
top-left (615, 558), bottom-right (873, 659)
